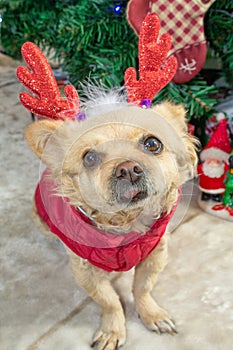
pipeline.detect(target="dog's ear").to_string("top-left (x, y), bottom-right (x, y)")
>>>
top-left (153, 102), bottom-right (199, 183)
top-left (152, 101), bottom-right (187, 134)
top-left (24, 120), bottom-right (63, 159)
top-left (175, 131), bottom-right (199, 183)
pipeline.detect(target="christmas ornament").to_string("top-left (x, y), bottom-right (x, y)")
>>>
top-left (197, 119), bottom-right (232, 220)
top-left (205, 112), bottom-right (225, 140)
top-left (17, 14), bottom-right (177, 119)
top-left (199, 118), bottom-right (231, 163)
top-left (126, 0), bottom-right (216, 84)
top-left (215, 97), bottom-right (233, 141)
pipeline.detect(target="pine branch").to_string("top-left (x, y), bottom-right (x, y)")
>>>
top-left (154, 78), bottom-right (218, 121)
top-left (205, 0), bottom-right (233, 84)
top-left (0, 0), bottom-right (222, 127)
top-left (1, 0), bottom-right (137, 87)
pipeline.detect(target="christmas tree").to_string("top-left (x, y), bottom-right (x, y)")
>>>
top-left (1, 0), bottom-right (232, 143)
top-left (222, 153), bottom-right (233, 211)
top-left (0, 0), bottom-right (138, 87)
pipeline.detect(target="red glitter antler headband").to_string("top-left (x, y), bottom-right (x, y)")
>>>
top-left (17, 14), bottom-right (177, 120)
top-left (16, 42), bottom-right (80, 120)
top-left (124, 13), bottom-right (177, 107)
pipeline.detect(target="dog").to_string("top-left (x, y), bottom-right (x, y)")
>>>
top-left (17, 13), bottom-right (199, 349)
top-left (24, 94), bottom-right (198, 350)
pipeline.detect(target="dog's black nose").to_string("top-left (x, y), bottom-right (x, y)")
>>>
top-left (116, 161), bottom-right (143, 183)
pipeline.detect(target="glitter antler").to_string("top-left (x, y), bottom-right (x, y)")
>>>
top-left (16, 42), bottom-right (80, 120)
top-left (124, 14), bottom-right (178, 106)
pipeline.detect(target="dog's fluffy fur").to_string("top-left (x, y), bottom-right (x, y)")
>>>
top-left (25, 95), bottom-right (198, 350)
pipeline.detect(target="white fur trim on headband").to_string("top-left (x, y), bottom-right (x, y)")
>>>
top-left (80, 81), bottom-right (129, 118)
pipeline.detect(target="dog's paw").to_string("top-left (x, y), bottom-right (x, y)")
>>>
top-left (141, 314), bottom-right (177, 335)
top-left (91, 330), bottom-right (126, 350)
top-left (138, 303), bottom-right (177, 335)
top-left (91, 310), bottom-right (126, 350)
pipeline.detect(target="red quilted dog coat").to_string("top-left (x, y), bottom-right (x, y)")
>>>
top-left (35, 169), bottom-right (179, 272)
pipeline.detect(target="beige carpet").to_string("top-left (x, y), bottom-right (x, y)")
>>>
top-left (1, 58), bottom-right (233, 350)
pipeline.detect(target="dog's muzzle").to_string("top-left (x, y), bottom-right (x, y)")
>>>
top-left (112, 161), bottom-right (148, 204)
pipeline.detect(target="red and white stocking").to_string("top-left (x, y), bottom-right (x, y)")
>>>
top-left (127, 0), bottom-right (216, 83)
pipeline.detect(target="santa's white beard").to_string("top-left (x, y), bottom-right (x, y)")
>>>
top-left (202, 161), bottom-right (225, 178)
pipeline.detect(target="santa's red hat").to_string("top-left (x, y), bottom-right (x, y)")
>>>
top-left (200, 119), bottom-right (231, 162)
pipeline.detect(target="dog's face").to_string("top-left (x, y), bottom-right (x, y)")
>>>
top-left (25, 102), bottom-right (198, 232)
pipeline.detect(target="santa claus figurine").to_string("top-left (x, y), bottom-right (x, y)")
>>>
top-left (198, 119), bottom-right (231, 202)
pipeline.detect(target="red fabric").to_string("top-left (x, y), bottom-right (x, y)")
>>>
top-left (197, 162), bottom-right (228, 194)
top-left (35, 170), bottom-right (179, 272)
top-left (126, 0), bottom-right (150, 35)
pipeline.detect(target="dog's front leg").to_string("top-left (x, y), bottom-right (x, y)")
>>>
top-left (133, 235), bottom-right (177, 335)
top-left (68, 250), bottom-right (126, 350)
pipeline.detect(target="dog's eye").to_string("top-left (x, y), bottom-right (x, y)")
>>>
top-left (82, 150), bottom-right (100, 168)
top-left (143, 136), bottom-right (163, 154)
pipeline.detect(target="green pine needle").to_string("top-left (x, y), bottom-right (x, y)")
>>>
top-left (1, 0), bottom-right (228, 127)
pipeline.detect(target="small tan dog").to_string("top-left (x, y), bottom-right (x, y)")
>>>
top-left (24, 100), bottom-right (198, 350)
top-left (17, 14), bottom-right (198, 350)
